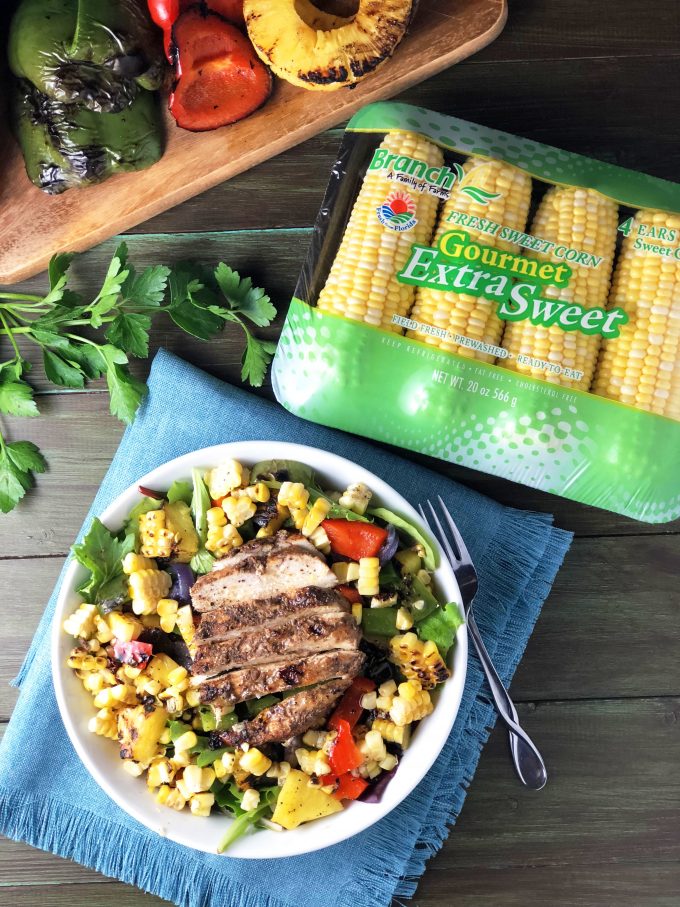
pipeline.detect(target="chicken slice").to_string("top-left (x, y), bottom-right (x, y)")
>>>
top-left (196, 649), bottom-right (364, 707)
top-left (195, 587), bottom-right (348, 643)
top-left (211, 678), bottom-right (353, 747)
top-left (191, 611), bottom-right (361, 678)
top-left (191, 534), bottom-right (337, 613)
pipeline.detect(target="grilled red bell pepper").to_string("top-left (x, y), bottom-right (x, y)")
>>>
top-left (332, 772), bottom-right (369, 801)
top-left (113, 639), bottom-right (153, 668)
top-left (327, 718), bottom-right (364, 775)
top-left (169, 8), bottom-right (272, 131)
top-left (328, 677), bottom-right (376, 731)
top-left (148, 0), bottom-right (245, 62)
top-left (322, 519), bottom-right (388, 560)
top-left (337, 584), bottom-right (362, 604)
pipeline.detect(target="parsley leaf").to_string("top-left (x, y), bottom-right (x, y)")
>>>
top-left (241, 332), bottom-right (277, 387)
top-left (120, 264), bottom-right (170, 310)
top-left (106, 312), bottom-right (152, 357)
top-left (0, 364), bottom-right (38, 418)
top-left (0, 440), bottom-right (47, 513)
top-left (100, 345), bottom-right (147, 423)
top-left (72, 517), bottom-right (135, 605)
top-left (214, 263), bottom-right (277, 327)
top-left (42, 349), bottom-right (86, 388)
top-left (89, 243), bottom-right (130, 328)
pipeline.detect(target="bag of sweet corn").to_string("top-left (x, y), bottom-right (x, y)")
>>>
top-left (272, 102), bottom-right (680, 522)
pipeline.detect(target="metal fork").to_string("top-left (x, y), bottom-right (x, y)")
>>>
top-left (419, 496), bottom-right (547, 790)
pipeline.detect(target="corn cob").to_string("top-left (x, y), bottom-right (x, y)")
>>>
top-left (593, 209), bottom-right (680, 419)
top-left (205, 460), bottom-right (246, 499)
top-left (63, 603), bottom-right (98, 640)
top-left (501, 187), bottom-right (619, 390)
top-left (129, 567), bottom-right (172, 616)
top-left (301, 497), bottom-right (331, 537)
top-left (222, 494), bottom-right (257, 527)
top-left (189, 792), bottom-right (215, 816)
top-left (390, 632), bottom-right (450, 689)
top-left (338, 482), bottom-right (372, 515)
top-left (317, 131), bottom-right (443, 331)
top-left (357, 557), bottom-right (380, 596)
top-left (139, 509), bottom-right (175, 559)
top-left (389, 681), bottom-right (433, 726)
top-left (372, 717), bottom-right (411, 748)
top-left (408, 157), bottom-right (532, 360)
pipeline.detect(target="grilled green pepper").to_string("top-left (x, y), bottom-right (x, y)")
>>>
top-left (8, 0), bottom-right (163, 113)
top-left (12, 79), bottom-right (163, 194)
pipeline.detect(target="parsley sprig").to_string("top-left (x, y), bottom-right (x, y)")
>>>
top-left (0, 245), bottom-right (277, 513)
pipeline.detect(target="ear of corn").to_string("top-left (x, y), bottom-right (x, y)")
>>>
top-left (592, 209), bottom-right (680, 419)
top-left (407, 157), bottom-right (532, 360)
top-left (500, 187), bottom-right (619, 390)
top-left (390, 632), bottom-right (450, 689)
top-left (317, 131), bottom-right (443, 332)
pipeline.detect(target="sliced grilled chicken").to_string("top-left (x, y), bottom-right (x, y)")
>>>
top-left (211, 677), bottom-right (353, 747)
top-left (195, 587), bottom-right (348, 643)
top-left (210, 531), bottom-right (321, 575)
top-left (196, 649), bottom-right (364, 707)
top-left (191, 533), bottom-right (337, 612)
top-left (192, 611), bottom-right (361, 678)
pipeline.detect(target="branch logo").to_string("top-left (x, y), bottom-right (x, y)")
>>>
top-left (377, 190), bottom-right (418, 231)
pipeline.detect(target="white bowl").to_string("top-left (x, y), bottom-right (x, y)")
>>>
top-left (52, 441), bottom-right (468, 858)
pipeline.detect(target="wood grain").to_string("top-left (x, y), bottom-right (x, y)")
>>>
top-left (1, 0), bottom-right (679, 904)
top-left (0, 0), bottom-right (507, 284)
top-left (2, 698), bottom-right (679, 902)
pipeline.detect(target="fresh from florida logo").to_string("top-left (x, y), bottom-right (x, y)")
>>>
top-left (377, 190), bottom-right (418, 231)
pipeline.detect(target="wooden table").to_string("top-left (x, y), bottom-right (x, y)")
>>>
top-left (2, 2), bottom-right (679, 904)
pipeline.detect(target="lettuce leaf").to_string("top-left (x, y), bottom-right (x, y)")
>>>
top-left (418, 601), bottom-right (465, 656)
top-left (367, 507), bottom-right (437, 570)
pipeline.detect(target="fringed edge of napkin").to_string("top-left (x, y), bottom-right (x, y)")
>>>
top-left (338, 507), bottom-right (572, 907)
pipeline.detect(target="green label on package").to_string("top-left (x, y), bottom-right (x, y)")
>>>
top-left (272, 102), bottom-right (680, 523)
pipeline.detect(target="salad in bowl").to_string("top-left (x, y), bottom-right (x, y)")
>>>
top-left (54, 442), bottom-right (467, 857)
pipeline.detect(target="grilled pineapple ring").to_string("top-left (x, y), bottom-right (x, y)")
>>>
top-left (244, 0), bottom-right (416, 91)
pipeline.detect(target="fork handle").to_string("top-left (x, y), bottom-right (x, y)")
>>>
top-left (466, 611), bottom-right (547, 790)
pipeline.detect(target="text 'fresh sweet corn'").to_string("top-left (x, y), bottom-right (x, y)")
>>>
top-left (408, 157), bottom-right (532, 361)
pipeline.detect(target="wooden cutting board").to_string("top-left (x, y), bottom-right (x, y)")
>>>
top-left (0, 0), bottom-right (506, 284)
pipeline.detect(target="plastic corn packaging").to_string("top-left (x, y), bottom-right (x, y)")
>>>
top-left (272, 102), bottom-right (680, 522)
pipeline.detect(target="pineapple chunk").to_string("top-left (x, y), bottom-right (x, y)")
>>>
top-left (271, 769), bottom-right (343, 830)
top-left (118, 704), bottom-right (169, 763)
top-left (163, 501), bottom-right (199, 563)
top-left (145, 653), bottom-right (180, 688)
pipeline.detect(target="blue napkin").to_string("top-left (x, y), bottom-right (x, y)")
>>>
top-left (0, 349), bottom-right (571, 907)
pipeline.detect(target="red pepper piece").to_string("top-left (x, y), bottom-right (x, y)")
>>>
top-left (322, 519), bottom-right (388, 561)
top-left (328, 718), bottom-right (364, 776)
top-left (332, 772), bottom-right (369, 801)
top-left (328, 677), bottom-right (376, 731)
top-left (113, 639), bottom-right (153, 668)
top-left (337, 584), bottom-right (362, 604)
top-left (169, 8), bottom-right (272, 132)
top-left (205, 0), bottom-right (244, 26)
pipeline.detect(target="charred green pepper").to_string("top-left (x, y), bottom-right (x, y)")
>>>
top-left (12, 78), bottom-right (163, 194)
top-left (8, 0), bottom-right (164, 114)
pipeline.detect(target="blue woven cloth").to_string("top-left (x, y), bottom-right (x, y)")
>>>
top-left (0, 350), bottom-right (571, 907)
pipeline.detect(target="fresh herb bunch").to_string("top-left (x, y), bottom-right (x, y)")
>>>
top-left (0, 244), bottom-right (277, 513)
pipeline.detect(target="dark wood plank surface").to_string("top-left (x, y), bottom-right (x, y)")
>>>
top-left (1, 1), bottom-right (679, 905)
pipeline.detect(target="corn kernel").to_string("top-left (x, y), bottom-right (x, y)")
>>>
top-left (332, 561), bottom-right (360, 583)
top-left (241, 788), bottom-right (260, 811)
top-left (174, 730), bottom-right (197, 753)
top-left (338, 482), bottom-right (372, 515)
top-left (240, 747), bottom-right (273, 776)
top-left (190, 792), bottom-right (215, 817)
top-left (358, 557), bottom-right (380, 596)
